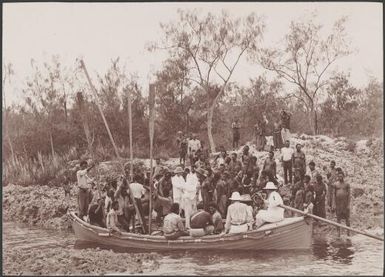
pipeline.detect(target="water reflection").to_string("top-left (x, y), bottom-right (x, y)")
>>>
top-left (312, 236), bottom-right (354, 264)
top-left (4, 222), bottom-right (383, 275)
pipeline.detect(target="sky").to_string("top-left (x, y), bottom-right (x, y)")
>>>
top-left (3, 2), bottom-right (383, 106)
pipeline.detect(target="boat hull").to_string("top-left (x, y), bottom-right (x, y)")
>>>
top-left (69, 212), bottom-right (312, 251)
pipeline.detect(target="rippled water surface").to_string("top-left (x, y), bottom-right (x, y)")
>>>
top-left (3, 222), bottom-right (384, 275)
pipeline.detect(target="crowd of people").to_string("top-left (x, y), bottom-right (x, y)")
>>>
top-left (73, 109), bottom-right (351, 239)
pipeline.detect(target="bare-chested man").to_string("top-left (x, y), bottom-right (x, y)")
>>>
top-left (332, 170), bottom-right (351, 237)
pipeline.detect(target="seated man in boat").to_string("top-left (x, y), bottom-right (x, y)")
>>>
top-left (189, 202), bottom-right (215, 236)
top-left (224, 192), bottom-right (253, 234)
top-left (255, 182), bottom-right (284, 228)
top-left (163, 203), bottom-right (189, 240)
top-left (208, 202), bottom-right (224, 234)
top-left (106, 201), bottom-right (122, 234)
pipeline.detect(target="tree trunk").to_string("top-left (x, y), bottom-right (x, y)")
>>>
top-left (49, 131), bottom-right (55, 157)
top-left (313, 109), bottom-right (318, 135)
top-left (207, 104), bottom-right (216, 153)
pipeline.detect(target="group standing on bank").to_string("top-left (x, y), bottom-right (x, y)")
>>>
top-left (72, 108), bottom-right (351, 239)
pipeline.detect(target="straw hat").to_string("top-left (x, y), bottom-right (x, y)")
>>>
top-left (241, 194), bottom-right (252, 202)
top-left (174, 167), bottom-right (184, 174)
top-left (229, 191), bottom-right (242, 201)
top-left (263, 182), bottom-right (278, 190)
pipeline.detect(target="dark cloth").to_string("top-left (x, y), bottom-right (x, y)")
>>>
top-left (78, 188), bottom-right (91, 219)
top-left (190, 210), bottom-right (213, 228)
top-left (282, 160), bottom-right (293, 184)
top-left (88, 203), bottom-right (105, 228)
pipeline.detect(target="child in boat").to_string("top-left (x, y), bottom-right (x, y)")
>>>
top-left (163, 203), bottom-right (189, 240)
top-left (106, 201), bottom-right (121, 234)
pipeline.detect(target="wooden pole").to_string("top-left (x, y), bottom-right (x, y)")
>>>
top-left (279, 204), bottom-right (384, 241)
top-left (79, 59), bottom-right (121, 160)
top-left (148, 83), bottom-right (156, 235)
top-left (127, 88), bottom-right (134, 181)
top-left (126, 87), bottom-right (146, 234)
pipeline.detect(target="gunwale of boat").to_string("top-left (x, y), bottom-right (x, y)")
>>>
top-left (69, 211), bottom-right (309, 243)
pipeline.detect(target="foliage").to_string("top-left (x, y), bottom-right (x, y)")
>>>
top-left (2, 10), bottom-right (383, 188)
top-left (258, 14), bottom-right (351, 135)
top-left (151, 9), bottom-right (265, 152)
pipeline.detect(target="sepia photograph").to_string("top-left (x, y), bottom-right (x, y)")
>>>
top-left (2, 1), bottom-right (383, 275)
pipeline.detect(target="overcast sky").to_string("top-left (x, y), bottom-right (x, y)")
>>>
top-left (3, 2), bottom-right (383, 106)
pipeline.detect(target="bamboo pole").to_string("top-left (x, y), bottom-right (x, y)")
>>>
top-left (79, 59), bottom-right (121, 160)
top-left (279, 204), bottom-right (384, 241)
top-left (148, 83), bottom-right (156, 235)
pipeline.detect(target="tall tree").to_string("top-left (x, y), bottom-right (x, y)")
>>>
top-left (258, 14), bottom-right (351, 135)
top-left (151, 9), bottom-right (265, 152)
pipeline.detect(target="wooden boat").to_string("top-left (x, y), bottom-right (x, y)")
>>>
top-left (69, 211), bottom-right (312, 250)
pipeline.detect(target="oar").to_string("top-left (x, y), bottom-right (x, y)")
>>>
top-left (279, 204), bottom-right (384, 241)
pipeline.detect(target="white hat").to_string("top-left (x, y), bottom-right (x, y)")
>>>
top-left (229, 191), bottom-right (242, 201)
top-left (174, 167), bottom-right (184, 174)
top-left (263, 182), bottom-right (278, 190)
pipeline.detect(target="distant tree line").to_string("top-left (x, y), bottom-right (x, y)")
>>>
top-left (3, 10), bottom-right (383, 165)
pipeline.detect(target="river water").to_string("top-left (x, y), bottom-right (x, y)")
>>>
top-left (3, 222), bottom-right (384, 275)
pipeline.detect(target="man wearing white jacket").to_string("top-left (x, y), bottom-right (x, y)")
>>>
top-left (182, 169), bottom-right (199, 229)
top-left (171, 167), bottom-right (185, 206)
top-left (255, 182), bottom-right (284, 228)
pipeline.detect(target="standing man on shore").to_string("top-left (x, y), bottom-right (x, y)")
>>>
top-left (332, 170), bottom-right (351, 237)
top-left (76, 160), bottom-right (96, 221)
top-left (280, 109), bottom-right (291, 143)
top-left (280, 140), bottom-right (294, 185)
top-left (231, 118), bottom-right (241, 150)
top-left (188, 134), bottom-right (201, 166)
top-left (293, 144), bottom-right (306, 180)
